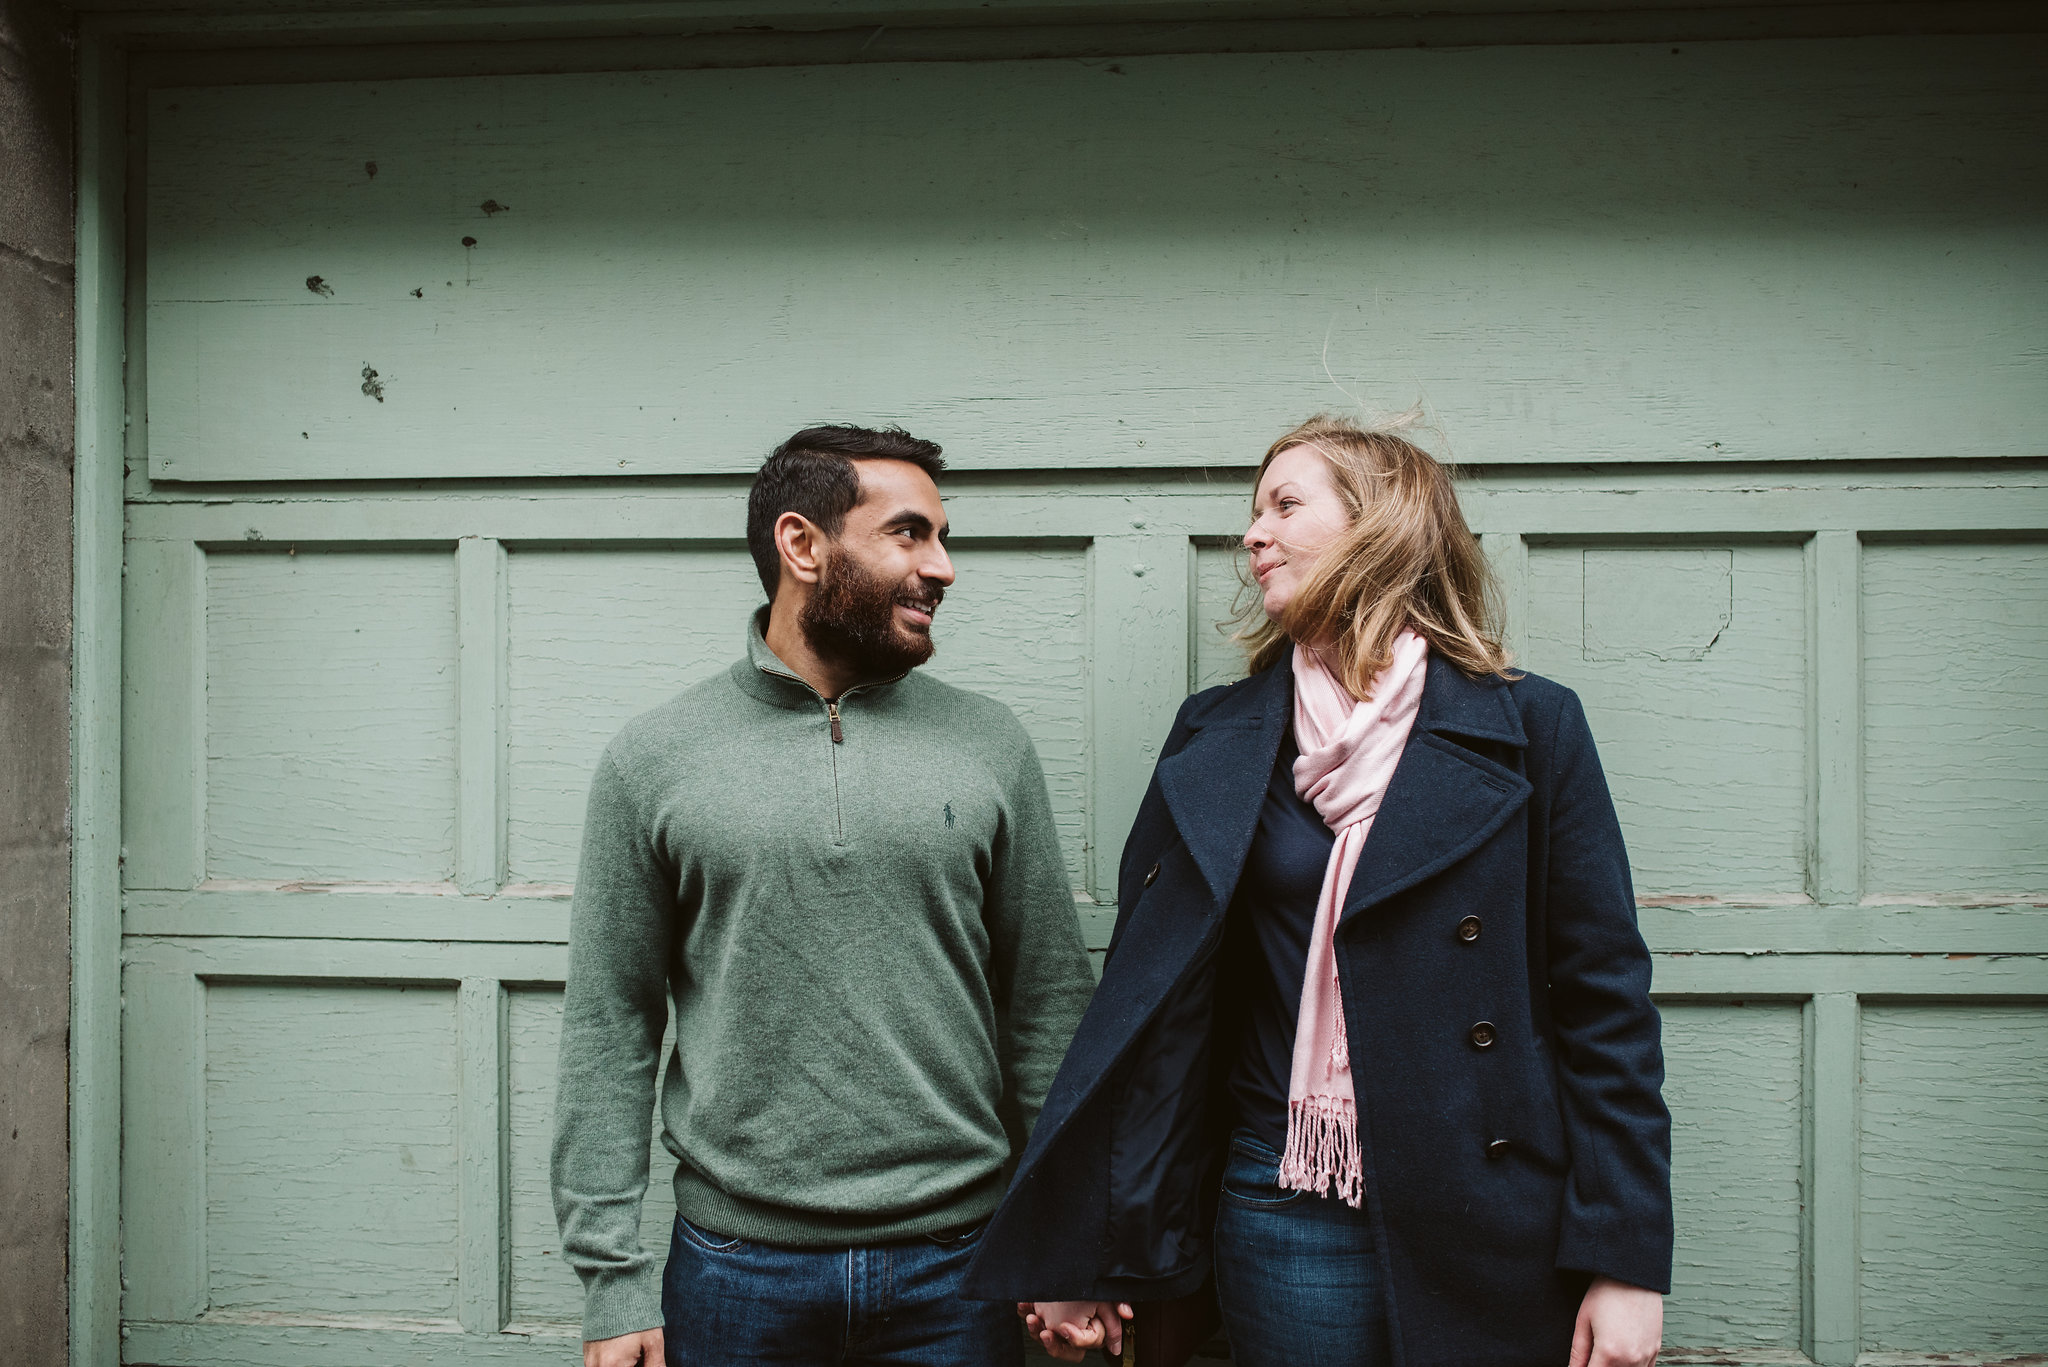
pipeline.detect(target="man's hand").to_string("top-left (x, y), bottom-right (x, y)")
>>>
top-left (585, 1328), bottom-right (664, 1367)
top-left (1567, 1276), bottom-right (1662, 1367)
top-left (1017, 1300), bottom-right (1132, 1362)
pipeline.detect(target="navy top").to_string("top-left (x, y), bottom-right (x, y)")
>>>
top-left (1225, 731), bottom-right (1337, 1151)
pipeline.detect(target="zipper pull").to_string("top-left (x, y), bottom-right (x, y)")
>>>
top-left (827, 700), bottom-right (843, 744)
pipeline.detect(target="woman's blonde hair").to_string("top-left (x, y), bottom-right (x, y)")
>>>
top-left (1232, 413), bottom-right (1515, 698)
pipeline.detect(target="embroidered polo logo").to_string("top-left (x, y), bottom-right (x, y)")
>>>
top-left (943, 803), bottom-right (955, 828)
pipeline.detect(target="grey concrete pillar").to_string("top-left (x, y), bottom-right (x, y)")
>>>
top-left (0, 0), bottom-right (76, 1355)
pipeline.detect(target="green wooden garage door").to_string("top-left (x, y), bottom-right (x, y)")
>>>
top-left (114, 31), bottom-right (2046, 1367)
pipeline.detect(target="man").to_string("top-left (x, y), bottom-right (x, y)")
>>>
top-left (552, 424), bottom-right (1095, 1367)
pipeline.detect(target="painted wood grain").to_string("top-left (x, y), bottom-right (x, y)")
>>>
top-left (503, 546), bottom-right (760, 886)
top-left (1524, 543), bottom-right (1808, 898)
top-left (120, 963), bottom-right (207, 1323)
top-left (205, 549), bottom-right (458, 883)
top-left (1192, 541), bottom-right (1253, 693)
top-left (1861, 542), bottom-right (2048, 897)
top-left (1085, 536), bottom-right (1192, 896)
top-left (203, 982), bottom-right (462, 1322)
top-left (1857, 1003), bottom-right (2048, 1353)
top-left (121, 466), bottom-right (2048, 541)
top-left (122, 538), bottom-right (205, 890)
top-left (143, 36), bottom-right (2047, 480)
top-left (1659, 1003), bottom-right (1805, 1354)
top-left (1808, 992), bottom-right (1860, 1366)
top-left (503, 986), bottom-right (675, 1330)
top-left (1810, 530), bottom-right (1862, 907)
top-left (457, 538), bottom-right (510, 894)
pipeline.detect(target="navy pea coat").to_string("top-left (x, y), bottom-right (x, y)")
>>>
top-left (964, 652), bottom-right (1673, 1367)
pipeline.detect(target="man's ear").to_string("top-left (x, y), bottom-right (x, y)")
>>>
top-left (773, 511), bottom-right (827, 588)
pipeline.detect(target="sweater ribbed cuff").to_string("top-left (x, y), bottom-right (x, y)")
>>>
top-left (581, 1266), bottom-right (665, 1345)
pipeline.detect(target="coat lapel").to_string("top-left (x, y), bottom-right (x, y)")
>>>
top-left (1341, 655), bottom-right (1533, 921)
top-left (1154, 661), bottom-right (1290, 908)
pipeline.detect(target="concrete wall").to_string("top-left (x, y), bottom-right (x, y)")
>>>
top-left (0, 0), bottom-right (74, 1355)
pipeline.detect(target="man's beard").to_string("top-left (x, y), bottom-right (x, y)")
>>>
top-left (799, 548), bottom-right (943, 681)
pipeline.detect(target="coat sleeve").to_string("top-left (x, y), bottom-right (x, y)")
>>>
top-left (1540, 690), bottom-right (1675, 1295)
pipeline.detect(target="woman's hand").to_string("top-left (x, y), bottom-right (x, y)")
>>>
top-left (1016, 1300), bottom-right (1132, 1361)
top-left (1567, 1276), bottom-right (1662, 1367)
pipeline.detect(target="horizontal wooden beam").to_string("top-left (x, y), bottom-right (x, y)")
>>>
top-left (121, 477), bottom-right (2048, 544)
top-left (123, 888), bottom-right (2048, 955)
top-left (96, 2), bottom-right (2048, 66)
top-left (122, 1321), bottom-right (571, 1367)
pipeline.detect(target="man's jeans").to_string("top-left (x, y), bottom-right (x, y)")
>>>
top-left (661, 1213), bottom-right (1021, 1366)
top-left (1212, 1129), bottom-right (1394, 1367)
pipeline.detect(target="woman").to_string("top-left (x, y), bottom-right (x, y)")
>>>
top-left (963, 417), bottom-right (1672, 1367)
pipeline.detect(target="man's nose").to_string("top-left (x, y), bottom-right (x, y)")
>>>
top-left (922, 541), bottom-right (956, 587)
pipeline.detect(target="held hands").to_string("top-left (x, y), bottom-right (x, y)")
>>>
top-left (1567, 1276), bottom-right (1662, 1367)
top-left (585, 1328), bottom-right (664, 1367)
top-left (1017, 1300), bottom-right (1134, 1362)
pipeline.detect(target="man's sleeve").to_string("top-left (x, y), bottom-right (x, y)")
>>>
top-left (551, 751), bottom-right (673, 1342)
top-left (985, 728), bottom-right (1098, 1143)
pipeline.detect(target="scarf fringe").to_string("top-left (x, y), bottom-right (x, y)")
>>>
top-left (1277, 1094), bottom-right (1365, 1209)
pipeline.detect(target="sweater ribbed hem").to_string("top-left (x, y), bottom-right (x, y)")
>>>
top-left (673, 1165), bottom-right (1006, 1249)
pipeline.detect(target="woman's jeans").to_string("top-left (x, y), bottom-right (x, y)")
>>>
top-left (661, 1213), bottom-right (1020, 1366)
top-left (1212, 1129), bottom-right (1394, 1367)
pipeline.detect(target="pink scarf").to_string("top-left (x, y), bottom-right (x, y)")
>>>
top-left (1277, 628), bottom-right (1430, 1206)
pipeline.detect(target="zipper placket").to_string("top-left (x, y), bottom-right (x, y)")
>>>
top-left (758, 664), bottom-right (901, 845)
top-left (825, 700), bottom-right (844, 840)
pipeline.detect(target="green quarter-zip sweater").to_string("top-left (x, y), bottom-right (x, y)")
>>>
top-left (551, 610), bottom-right (1096, 1341)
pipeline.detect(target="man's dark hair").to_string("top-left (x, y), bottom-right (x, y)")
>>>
top-left (747, 425), bottom-right (946, 599)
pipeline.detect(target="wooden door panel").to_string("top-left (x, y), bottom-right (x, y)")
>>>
top-left (1862, 542), bottom-right (2048, 896)
top-left (1661, 1002), bottom-right (1806, 1355)
top-left (1858, 1003), bottom-right (2048, 1354)
top-left (205, 549), bottom-right (459, 885)
top-left (142, 39), bottom-right (2048, 481)
top-left (1524, 541), bottom-right (1809, 900)
top-left (203, 982), bottom-right (464, 1322)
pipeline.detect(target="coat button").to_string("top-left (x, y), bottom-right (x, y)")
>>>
top-left (1469, 1021), bottom-right (1497, 1049)
top-left (1143, 862), bottom-right (1160, 888)
top-left (1457, 915), bottom-right (1481, 943)
top-left (1486, 1138), bottom-right (1512, 1159)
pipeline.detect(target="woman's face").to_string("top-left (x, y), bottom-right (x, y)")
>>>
top-left (1245, 444), bottom-right (1351, 621)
